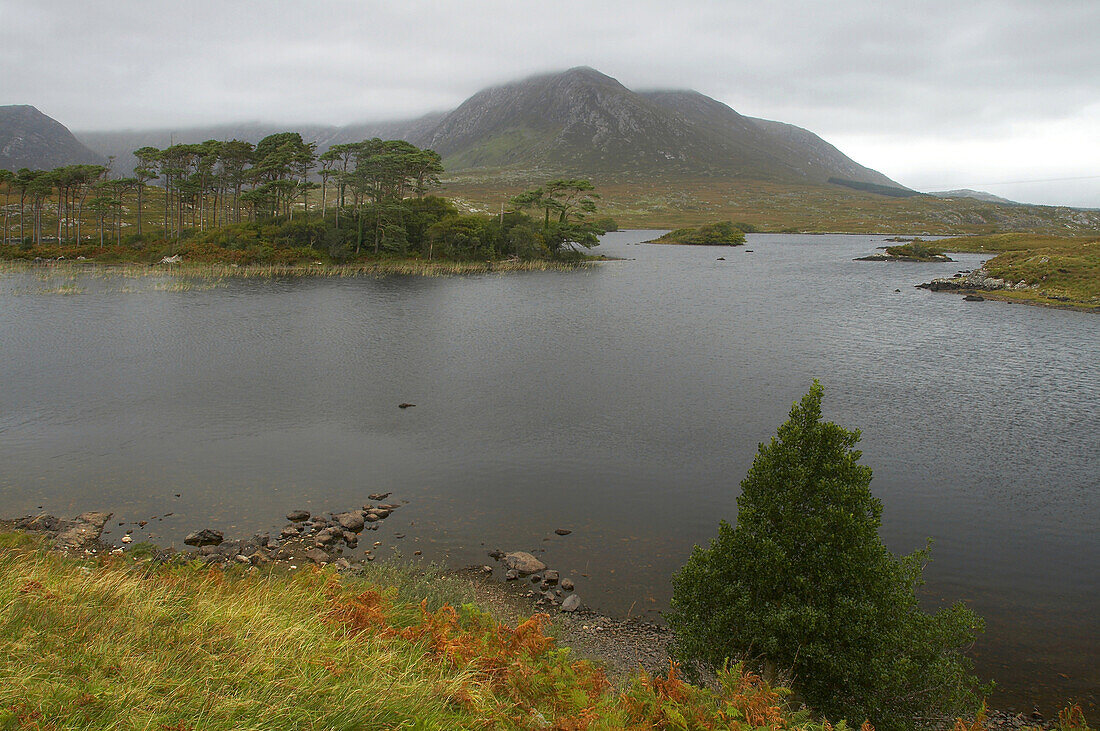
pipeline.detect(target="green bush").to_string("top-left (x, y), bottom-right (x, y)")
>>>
top-left (668, 382), bottom-right (988, 730)
top-left (654, 221), bottom-right (746, 245)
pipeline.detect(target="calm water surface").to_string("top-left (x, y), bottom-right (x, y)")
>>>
top-left (1, 233), bottom-right (1097, 714)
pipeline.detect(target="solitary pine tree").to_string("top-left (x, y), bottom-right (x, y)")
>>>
top-left (669, 382), bottom-right (987, 730)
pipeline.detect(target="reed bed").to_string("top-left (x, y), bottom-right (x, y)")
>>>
top-left (0, 258), bottom-right (597, 281)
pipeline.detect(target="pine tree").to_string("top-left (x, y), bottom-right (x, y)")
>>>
top-left (669, 381), bottom-right (987, 730)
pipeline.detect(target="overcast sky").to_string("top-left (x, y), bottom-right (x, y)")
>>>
top-left (3, 0), bottom-right (1098, 206)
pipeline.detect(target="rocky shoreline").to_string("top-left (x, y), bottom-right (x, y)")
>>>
top-left (0, 509), bottom-right (1062, 728)
top-left (917, 267), bottom-right (1033, 294)
top-left (3, 506), bottom-right (675, 683)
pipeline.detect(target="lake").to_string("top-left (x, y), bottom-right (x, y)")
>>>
top-left (1, 232), bottom-right (1097, 715)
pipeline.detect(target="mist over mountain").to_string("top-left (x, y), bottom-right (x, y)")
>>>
top-left (0, 105), bottom-right (103, 171)
top-left (72, 67), bottom-right (905, 193)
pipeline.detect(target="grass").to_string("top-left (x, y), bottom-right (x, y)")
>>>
top-left (0, 533), bottom-right (832, 730)
top-left (9, 533), bottom-right (1084, 730)
top-left (939, 233), bottom-right (1100, 310)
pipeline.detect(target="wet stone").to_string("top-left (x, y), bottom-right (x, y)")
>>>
top-left (183, 528), bottom-right (224, 547)
top-left (503, 551), bottom-right (546, 575)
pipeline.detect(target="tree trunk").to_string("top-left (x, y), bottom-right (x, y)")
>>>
top-left (356, 207), bottom-right (363, 255)
top-left (57, 187), bottom-right (64, 244)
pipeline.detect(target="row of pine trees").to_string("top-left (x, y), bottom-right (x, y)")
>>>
top-left (0, 133), bottom-right (444, 249)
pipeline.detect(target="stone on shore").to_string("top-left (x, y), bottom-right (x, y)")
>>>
top-left (285, 509), bottom-right (310, 522)
top-left (57, 512), bottom-right (113, 550)
top-left (303, 547), bottom-right (330, 564)
top-left (336, 512), bottom-right (365, 532)
top-left (561, 594), bottom-right (581, 612)
top-left (314, 528), bottom-right (339, 545)
top-left (184, 528), bottom-right (224, 547)
top-left (502, 551), bottom-right (546, 575)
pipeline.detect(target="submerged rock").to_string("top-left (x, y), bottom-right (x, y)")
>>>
top-left (286, 509), bottom-right (310, 522)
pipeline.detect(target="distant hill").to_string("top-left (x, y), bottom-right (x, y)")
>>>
top-left (929, 189), bottom-right (1019, 205)
top-left (76, 67), bottom-right (903, 191)
top-left (0, 105), bottom-right (103, 171)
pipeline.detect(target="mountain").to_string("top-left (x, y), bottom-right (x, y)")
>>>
top-left (929, 189), bottom-right (1019, 205)
top-left (74, 67), bottom-right (905, 192)
top-left (0, 105), bottom-right (103, 171)
top-left (416, 68), bottom-right (907, 188)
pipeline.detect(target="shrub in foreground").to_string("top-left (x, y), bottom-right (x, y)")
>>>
top-left (669, 382), bottom-right (989, 730)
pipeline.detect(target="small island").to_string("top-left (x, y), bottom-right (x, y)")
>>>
top-left (855, 239), bottom-right (953, 262)
top-left (0, 139), bottom-right (615, 277)
top-left (645, 221), bottom-right (748, 246)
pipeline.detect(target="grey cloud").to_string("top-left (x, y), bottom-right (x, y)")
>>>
top-left (1, 0), bottom-right (1097, 204)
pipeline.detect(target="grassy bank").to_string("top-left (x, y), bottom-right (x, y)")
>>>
top-left (1, 532), bottom-right (1093, 729)
top-left (940, 233), bottom-right (1100, 310)
top-left (0, 532), bottom-right (844, 730)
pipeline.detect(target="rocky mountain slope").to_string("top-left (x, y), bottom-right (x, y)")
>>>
top-left (0, 105), bottom-right (103, 171)
top-left (74, 67), bottom-right (904, 191)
